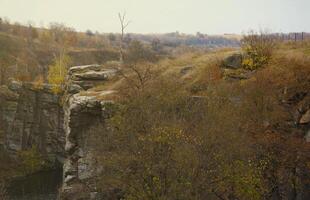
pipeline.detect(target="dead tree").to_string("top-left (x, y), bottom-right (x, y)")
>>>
top-left (118, 12), bottom-right (130, 63)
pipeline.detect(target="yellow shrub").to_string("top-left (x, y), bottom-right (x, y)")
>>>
top-left (241, 31), bottom-right (276, 70)
top-left (47, 53), bottom-right (71, 94)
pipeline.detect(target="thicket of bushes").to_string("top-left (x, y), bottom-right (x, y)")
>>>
top-left (89, 41), bottom-right (310, 199)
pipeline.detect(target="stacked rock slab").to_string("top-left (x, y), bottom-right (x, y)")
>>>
top-left (62, 64), bottom-right (116, 199)
top-left (0, 81), bottom-right (65, 163)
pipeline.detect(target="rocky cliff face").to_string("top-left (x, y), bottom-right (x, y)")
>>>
top-left (0, 64), bottom-right (117, 199)
top-left (61, 65), bottom-right (116, 199)
top-left (0, 63), bottom-right (117, 198)
top-left (0, 81), bottom-right (65, 164)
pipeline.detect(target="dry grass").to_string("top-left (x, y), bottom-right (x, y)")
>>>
top-left (93, 42), bottom-right (309, 101)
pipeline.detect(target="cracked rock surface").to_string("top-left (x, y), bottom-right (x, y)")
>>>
top-left (0, 80), bottom-right (65, 164)
top-left (61, 64), bottom-right (116, 199)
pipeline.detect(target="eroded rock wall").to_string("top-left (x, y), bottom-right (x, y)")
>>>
top-left (0, 81), bottom-right (65, 163)
top-left (0, 64), bottom-right (117, 199)
top-left (61, 65), bottom-right (116, 199)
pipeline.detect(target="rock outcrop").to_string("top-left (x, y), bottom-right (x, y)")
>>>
top-left (222, 53), bottom-right (243, 69)
top-left (0, 80), bottom-right (65, 163)
top-left (61, 64), bottom-right (116, 199)
top-left (0, 64), bottom-right (117, 198)
top-left (68, 64), bottom-right (117, 91)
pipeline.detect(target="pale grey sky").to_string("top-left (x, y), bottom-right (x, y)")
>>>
top-left (0, 0), bottom-right (309, 34)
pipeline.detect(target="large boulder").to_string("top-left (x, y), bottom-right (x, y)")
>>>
top-left (71, 68), bottom-right (117, 81)
top-left (223, 53), bottom-right (243, 69)
top-left (68, 64), bottom-right (117, 90)
top-left (69, 64), bottom-right (103, 75)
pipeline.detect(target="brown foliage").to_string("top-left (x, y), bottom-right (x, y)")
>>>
top-left (93, 45), bottom-right (310, 199)
top-left (95, 76), bottom-right (266, 200)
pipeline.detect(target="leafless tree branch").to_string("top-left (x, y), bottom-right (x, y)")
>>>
top-left (118, 12), bottom-right (131, 63)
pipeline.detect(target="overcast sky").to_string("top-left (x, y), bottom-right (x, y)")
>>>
top-left (0, 0), bottom-right (309, 34)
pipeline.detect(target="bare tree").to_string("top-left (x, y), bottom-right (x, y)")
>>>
top-left (118, 62), bottom-right (154, 93)
top-left (118, 12), bottom-right (130, 63)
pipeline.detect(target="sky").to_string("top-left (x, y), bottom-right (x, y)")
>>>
top-left (0, 0), bottom-right (309, 34)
